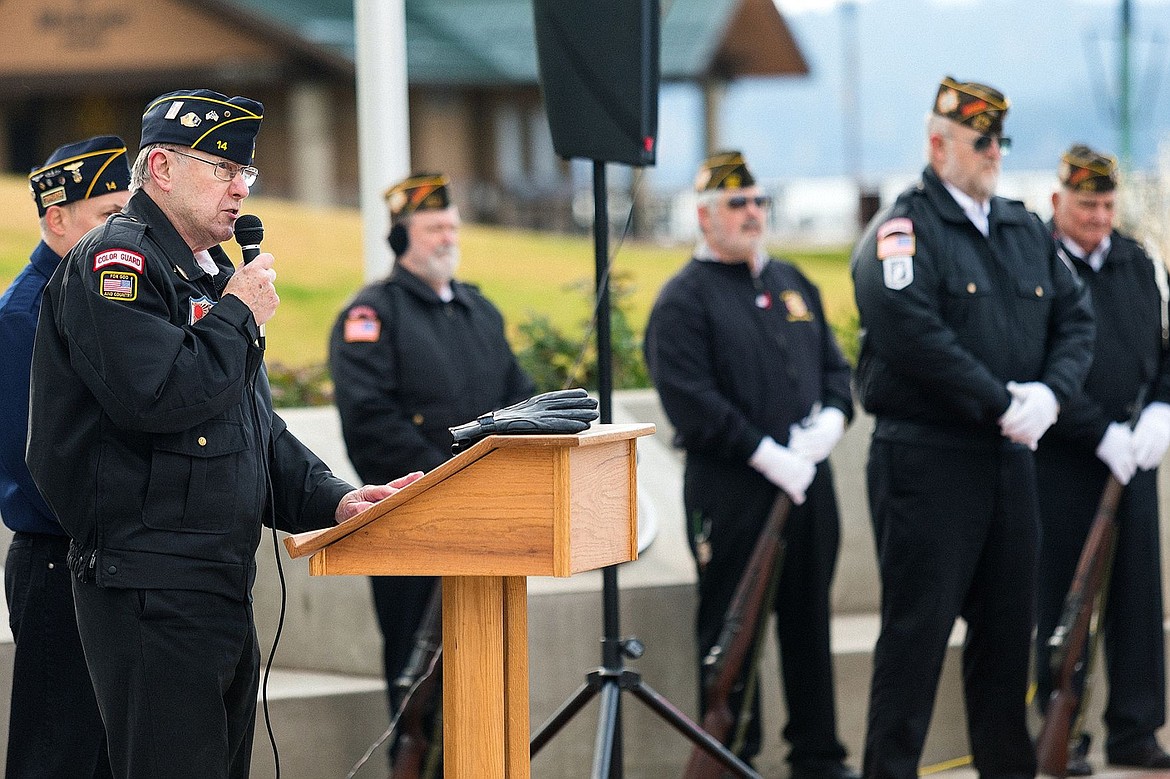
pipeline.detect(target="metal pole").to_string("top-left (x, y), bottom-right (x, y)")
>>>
top-left (354, 0), bottom-right (411, 282)
top-left (1119, 0), bottom-right (1133, 168)
top-left (840, 0), bottom-right (862, 183)
top-left (593, 158), bottom-right (624, 775)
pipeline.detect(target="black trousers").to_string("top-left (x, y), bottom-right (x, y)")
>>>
top-left (863, 438), bottom-right (1037, 779)
top-left (72, 583), bottom-right (259, 779)
top-left (1034, 450), bottom-right (1166, 757)
top-left (685, 455), bottom-right (848, 768)
top-left (5, 533), bottom-right (112, 778)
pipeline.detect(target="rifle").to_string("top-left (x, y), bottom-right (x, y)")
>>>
top-left (391, 582), bottom-right (444, 779)
top-left (1035, 476), bottom-right (1123, 777)
top-left (682, 492), bottom-right (791, 779)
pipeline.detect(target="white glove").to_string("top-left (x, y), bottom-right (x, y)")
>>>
top-left (1132, 401), bottom-right (1170, 471)
top-left (788, 406), bottom-right (847, 464)
top-left (998, 381), bottom-right (1059, 450)
top-left (1096, 422), bottom-right (1137, 485)
top-left (749, 436), bottom-right (815, 505)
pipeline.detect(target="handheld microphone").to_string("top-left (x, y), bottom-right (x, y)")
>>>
top-left (233, 214), bottom-right (267, 348)
top-left (234, 214), bottom-right (264, 263)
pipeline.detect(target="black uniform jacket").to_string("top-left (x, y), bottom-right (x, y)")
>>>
top-left (644, 256), bottom-right (853, 464)
top-left (27, 191), bottom-right (353, 601)
top-left (1044, 229), bottom-right (1170, 452)
top-left (329, 266), bottom-right (535, 483)
top-left (851, 166), bottom-right (1095, 445)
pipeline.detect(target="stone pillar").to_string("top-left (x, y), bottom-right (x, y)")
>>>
top-left (289, 81), bottom-right (336, 207)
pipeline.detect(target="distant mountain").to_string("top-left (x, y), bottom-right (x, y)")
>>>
top-left (646, 0), bottom-right (1170, 188)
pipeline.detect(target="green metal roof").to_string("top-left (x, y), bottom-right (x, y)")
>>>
top-left (223, 0), bottom-right (799, 85)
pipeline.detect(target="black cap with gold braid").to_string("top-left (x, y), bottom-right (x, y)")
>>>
top-left (933, 76), bottom-right (1009, 136)
top-left (1059, 144), bottom-right (1119, 192)
top-left (29, 135), bottom-right (130, 217)
top-left (694, 151), bottom-right (756, 192)
top-left (384, 172), bottom-right (452, 223)
top-left (140, 89), bottom-right (263, 166)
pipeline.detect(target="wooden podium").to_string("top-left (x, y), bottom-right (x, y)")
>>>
top-left (284, 422), bottom-right (654, 778)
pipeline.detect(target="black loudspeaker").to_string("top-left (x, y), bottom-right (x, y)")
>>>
top-left (532, 0), bottom-right (659, 167)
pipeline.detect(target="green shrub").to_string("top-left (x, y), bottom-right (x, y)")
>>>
top-left (516, 271), bottom-right (650, 393)
top-left (267, 362), bottom-right (334, 408)
top-left (832, 310), bottom-right (861, 366)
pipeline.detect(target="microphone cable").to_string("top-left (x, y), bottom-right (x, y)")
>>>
top-left (261, 499), bottom-right (288, 779)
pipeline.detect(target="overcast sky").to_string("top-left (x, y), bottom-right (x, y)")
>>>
top-left (640, 0), bottom-right (1170, 189)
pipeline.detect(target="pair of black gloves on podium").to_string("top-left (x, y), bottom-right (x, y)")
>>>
top-left (448, 388), bottom-right (599, 453)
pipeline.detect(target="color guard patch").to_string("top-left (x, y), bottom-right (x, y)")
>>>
top-left (94, 248), bottom-right (145, 274)
top-left (99, 271), bottom-right (137, 300)
top-left (883, 256), bottom-right (914, 290)
top-left (343, 306), bottom-right (381, 343)
top-left (876, 217), bottom-right (914, 241)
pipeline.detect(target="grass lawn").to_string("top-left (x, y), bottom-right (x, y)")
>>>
top-left (0, 174), bottom-right (859, 371)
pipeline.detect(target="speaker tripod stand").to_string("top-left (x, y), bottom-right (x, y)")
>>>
top-left (527, 161), bottom-right (759, 779)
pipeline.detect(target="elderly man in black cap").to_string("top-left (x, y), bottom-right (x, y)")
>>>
top-left (26, 89), bottom-right (422, 778)
top-left (1033, 144), bottom-right (1170, 774)
top-left (851, 78), bottom-right (1096, 777)
top-left (644, 151), bottom-right (858, 778)
top-left (0, 135), bottom-right (130, 778)
top-left (329, 171), bottom-right (535, 771)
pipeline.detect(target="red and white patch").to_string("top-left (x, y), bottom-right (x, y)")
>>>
top-left (343, 307), bottom-right (381, 343)
top-left (876, 217), bottom-right (914, 241)
top-left (189, 296), bottom-right (214, 324)
top-left (877, 233), bottom-right (916, 260)
top-left (93, 249), bottom-right (145, 274)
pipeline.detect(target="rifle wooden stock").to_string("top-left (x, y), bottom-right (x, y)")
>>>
top-left (1035, 477), bottom-right (1123, 777)
top-left (683, 492), bottom-right (791, 779)
top-left (391, 583), bottom-right (444, 779)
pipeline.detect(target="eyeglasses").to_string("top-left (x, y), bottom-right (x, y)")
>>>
top-left (169, 149), bottom-right (259, 187)
top-left (725, 195), bottom-right (772, 210)
top-left (970, 135), bottom-right (1011, 155)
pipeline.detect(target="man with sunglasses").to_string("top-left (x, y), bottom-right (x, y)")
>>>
top-left (851, 77), bottom-right (1095, 777)
top-left (645, 151), bottom-right (858, 778)
top-left (26, 89), bottom-right (421, 778)
top-left (1032, 145), bottom-right (1170, 774)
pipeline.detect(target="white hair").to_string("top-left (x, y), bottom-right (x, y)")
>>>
top-left (925, 112), bottom-right (952, 161)
top-left (130, 143), bottom-right (183, 192)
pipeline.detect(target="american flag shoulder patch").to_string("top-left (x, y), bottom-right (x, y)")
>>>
top-left (93, 248), bottom-right (145, 274)
top-left (343, 305), bottom-right (381, 343)
top-left (99, 271), bottom-right (137, 301)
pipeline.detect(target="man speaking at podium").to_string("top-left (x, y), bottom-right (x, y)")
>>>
top-left (26, 88), bottom-right (419, 779)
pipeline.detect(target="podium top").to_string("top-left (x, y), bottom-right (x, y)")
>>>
top-left (283, 423), bottom-right (654, 564)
